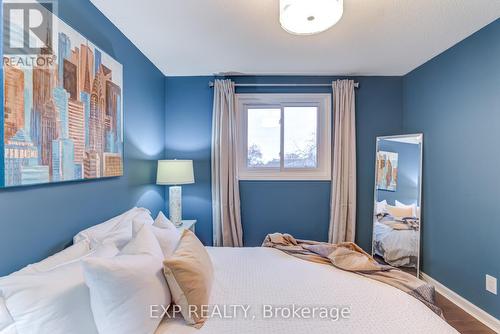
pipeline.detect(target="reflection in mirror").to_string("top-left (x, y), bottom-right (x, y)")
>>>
top-left (372, 134), bottom-right (423, 277)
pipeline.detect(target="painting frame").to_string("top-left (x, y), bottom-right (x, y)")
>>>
top-left (2, 2), bottom-right (124, 188)
top-left (376, 150), bottom-right (398, 192)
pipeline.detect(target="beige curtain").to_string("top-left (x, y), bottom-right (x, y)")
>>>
top-left (211, 79), bottom-right (243, 247)
top-left (329, 80), bottom-right (357, 244)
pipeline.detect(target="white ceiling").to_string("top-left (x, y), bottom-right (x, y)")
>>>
top-left (384, 136), bottom-right (421, 145)
top-left (90, 0), bottom-right (500, 76)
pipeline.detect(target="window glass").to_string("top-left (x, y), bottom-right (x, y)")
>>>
top-left (247, 108), bottom-right (281, 168)
top-left (237, 94), bottom-right (331, 180)
top-left (284, 106), bottom-right (318, 168)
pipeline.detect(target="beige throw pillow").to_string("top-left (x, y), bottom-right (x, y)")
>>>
top-left (163, 230), bottom-right (213, 328)
top-left (386, 204), bottom-right (413, 218)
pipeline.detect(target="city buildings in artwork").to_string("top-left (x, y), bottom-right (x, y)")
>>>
top-left (3, 22), bottom-right (123, 187)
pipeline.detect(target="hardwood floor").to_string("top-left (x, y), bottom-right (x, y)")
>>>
top-left (371, 256), bottom-right (494, 333)
top-left (436, 293), bottom-right (496, 334)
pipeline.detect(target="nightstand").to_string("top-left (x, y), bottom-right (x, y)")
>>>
top-left (176, 220), bottom-right (197, 233)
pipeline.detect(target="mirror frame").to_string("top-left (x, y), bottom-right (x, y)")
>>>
top-left (371, 133), bottom-right (423, 277)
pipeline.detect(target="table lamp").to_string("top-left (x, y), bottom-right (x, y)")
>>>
top-left (156, 160), bottom-right (195, 226)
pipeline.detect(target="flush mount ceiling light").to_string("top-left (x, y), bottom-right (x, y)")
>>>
top-left (280, 0), bottom-right (344, 35)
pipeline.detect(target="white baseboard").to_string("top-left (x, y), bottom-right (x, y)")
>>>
top-left (420, 272), bottom-right (500, 332)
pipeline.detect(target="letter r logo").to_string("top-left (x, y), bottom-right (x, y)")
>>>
top-left (3, 1), bottom-right (53, 55)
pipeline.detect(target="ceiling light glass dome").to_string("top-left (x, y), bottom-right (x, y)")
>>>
top-left (280, 0), bottom-right (344, 35)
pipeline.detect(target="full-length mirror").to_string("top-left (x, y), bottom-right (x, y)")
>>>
top-left (372, 134), bottom-right (423, 277)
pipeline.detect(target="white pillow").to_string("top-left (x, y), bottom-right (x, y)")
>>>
top-left (151, 212), bottom-right (181, 257)
top-left (74, 208), bottom-right (154, 249)
top-left (0, 296), bottom-right (14, 333)
top-left (375, 200), bottom-right (388, 214)
top-left (395, 200), bottom-right (417, 217)
top-left (134, 209), bottom-right (155, 225)
top-left (82, 225), bottom-right (170, 334)
top-left (105, 209), bottom-right (154, 248)
top-left (153, 211), bottom-right (174, 228)
top-left (0, 244), bottom-right (119, 334)
top-left (73, 207), bottom-right (138, 243)
top-left (16, 240), bottom-right (91, 275)
top-left (0, 325), bottom-right (17, 334)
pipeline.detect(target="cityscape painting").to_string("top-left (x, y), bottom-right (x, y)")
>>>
top-left (2, 14), bottom-right (123, 187)
top-left (376, 151), bottom-right (398, 192)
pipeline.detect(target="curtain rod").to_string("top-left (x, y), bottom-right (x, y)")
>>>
top-left (208, 82), bottom-right (360, 88)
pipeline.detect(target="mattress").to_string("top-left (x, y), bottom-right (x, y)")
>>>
top-left (156, 247), bottom-right (456, 334)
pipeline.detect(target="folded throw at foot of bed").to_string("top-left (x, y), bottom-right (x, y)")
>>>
top-left (262, 233), bottom-right (443, 317)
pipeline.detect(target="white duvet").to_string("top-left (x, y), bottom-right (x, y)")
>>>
top-left (373, 221), bottom-right (419, 267)
top-left (156, 247), bottom-right (456, 334)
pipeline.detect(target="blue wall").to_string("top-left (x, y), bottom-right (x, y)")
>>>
top-left (377, 140), bottom-right (420, 206)
top-left (0, 0), bottom-right (166, 276)
top-left (165, 76), bottom-right (404, 248)
top-left (403, 19), bottom-right (500, 318)
top-left (0, 3), bottom-right (3, 190)
top-left (165, 76), bottom-right (213, 245)
top-left (240, 181), bottom-right (331, 246)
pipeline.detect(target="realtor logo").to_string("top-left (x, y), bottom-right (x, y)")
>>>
top-left (3, 1), bottom-right (54, 55)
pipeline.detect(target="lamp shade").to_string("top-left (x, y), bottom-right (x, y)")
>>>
top-left (156, 160), bottom-right (195, 185)
top-left (280, 0), bottom-right (343, 35)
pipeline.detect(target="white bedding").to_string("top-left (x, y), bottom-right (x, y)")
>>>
top-left (156, 247), bottom-right (456, 334)
top-left (373, 221), bottom-right (419, 267)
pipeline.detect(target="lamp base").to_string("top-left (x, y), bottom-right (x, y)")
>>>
top-left (169, 186), bottom-right (182, 227)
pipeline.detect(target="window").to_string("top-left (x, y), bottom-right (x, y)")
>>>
top-left (236, 94), bottom-right (331, 180)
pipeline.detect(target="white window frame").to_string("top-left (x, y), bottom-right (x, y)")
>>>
top-left (236, 93), bottom-right (331, 181)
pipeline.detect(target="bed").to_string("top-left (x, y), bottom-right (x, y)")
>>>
top-left (373, 218), bottom-right (419, 267)
top-left (156, 247), bottom-right (456, 334)
top-left (0, 208), bottom-right (456, 334)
